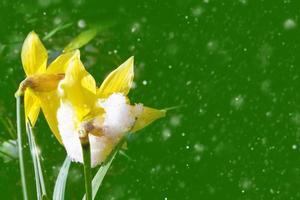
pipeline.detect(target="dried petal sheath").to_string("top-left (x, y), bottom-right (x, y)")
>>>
top-left (20, 74), bottom-right (64, 93)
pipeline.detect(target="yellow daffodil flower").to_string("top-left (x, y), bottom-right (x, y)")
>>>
top-left (53, 55), bottom-right (166, 167)
top-left (16, 31), bottom-right (79, 142)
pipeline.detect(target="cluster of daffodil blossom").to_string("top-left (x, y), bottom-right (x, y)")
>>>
top-left (16, 31), bottom-right (166, 168)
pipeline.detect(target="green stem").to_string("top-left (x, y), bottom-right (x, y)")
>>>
top-left (82, 143), bottom-right (92, 200)
top-left (16, 96), bottom-right (28, 200)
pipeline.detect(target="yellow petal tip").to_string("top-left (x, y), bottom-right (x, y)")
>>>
top-left (74, 49), bottom-right (80, 57)
top-left (126, 56), bottom-right (134, 66)
top-left (131, 106), bottom-right (166, 133)
top-left (97, 56), bottom-right (135, 98)
top-left (26, 31), bottom-right (39, 41)
top-left (21, 31), bottom-right (48, 76)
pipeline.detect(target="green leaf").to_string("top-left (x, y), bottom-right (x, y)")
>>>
top-left (53, 156), bottom-right (71, 200)
top-left (82, 139), bottom-right (125, 200)
top-left (0, 115), bottom-right (17, 139)
top-left (0, 139), bottom-right (18, 162)
top-left (63, 28), bottom-right (98, 52)
top-left (63, 21), bottom-right (115, 52)
top-left (26, 121), bottom-right (47, 200)
top-left (43, 23), bottom-right (73, 41)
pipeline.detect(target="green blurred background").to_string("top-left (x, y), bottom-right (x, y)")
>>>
top-left (1, 0), bottom-right (300, 199)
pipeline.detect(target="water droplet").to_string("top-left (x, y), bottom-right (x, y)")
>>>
top-left (239, 178), bottom-right (252, 191)
top-left (78, 19), bottom-right (86, 28)
top-left (284, 18), bottom-right (296, 30)
top-left (131, 22), bottom-right (141, 33)
top-left (231, 95), bottom-right (245, 110)
top-left (194, 155), bottom-right (201, 162)
top-left (191, 6), bottom-right (203, 17)
top-left (168, 32), bottom-right (175, 40)
top-left (170, 115), bottom-right (181, 127)
top-left (162, 128), bottom-right (171, 140)
top-left (53, 17), bottom-right (62, 25)
top-left (131, 81), bottom-right (137, 89)
top-left (194, 143), bottom-right (205, 153)
top-left (291, 112), bottom-right (300, 125)
top-left (207, 40), bottom-right (218, 53)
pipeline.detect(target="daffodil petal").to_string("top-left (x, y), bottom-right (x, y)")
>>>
top-left (97, 56), bottom-right (134, 98)
top-left (21, 31), bottom-right (47, 76)
top-left (81, 73), bottom-right (96, 95)
top-left (131, 106), bottom-right (166, 132)
top-left (24, 89), bottom-right (41, 126)
top-left (60, 53), bottom-right (97, 120)
top-left (46, 50), bottom-right (79, 74)
top-left (39, 91), bottom-right (62, 143)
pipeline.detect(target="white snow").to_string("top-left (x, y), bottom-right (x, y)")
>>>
top-left (89, 135), bottom-right (113, 167)
top-left (98, 93), bottom-right (142, 139)
top-left (57, 101), bottom-right (83, 163)
top-left (57, 101), bottom-right (112, 167)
